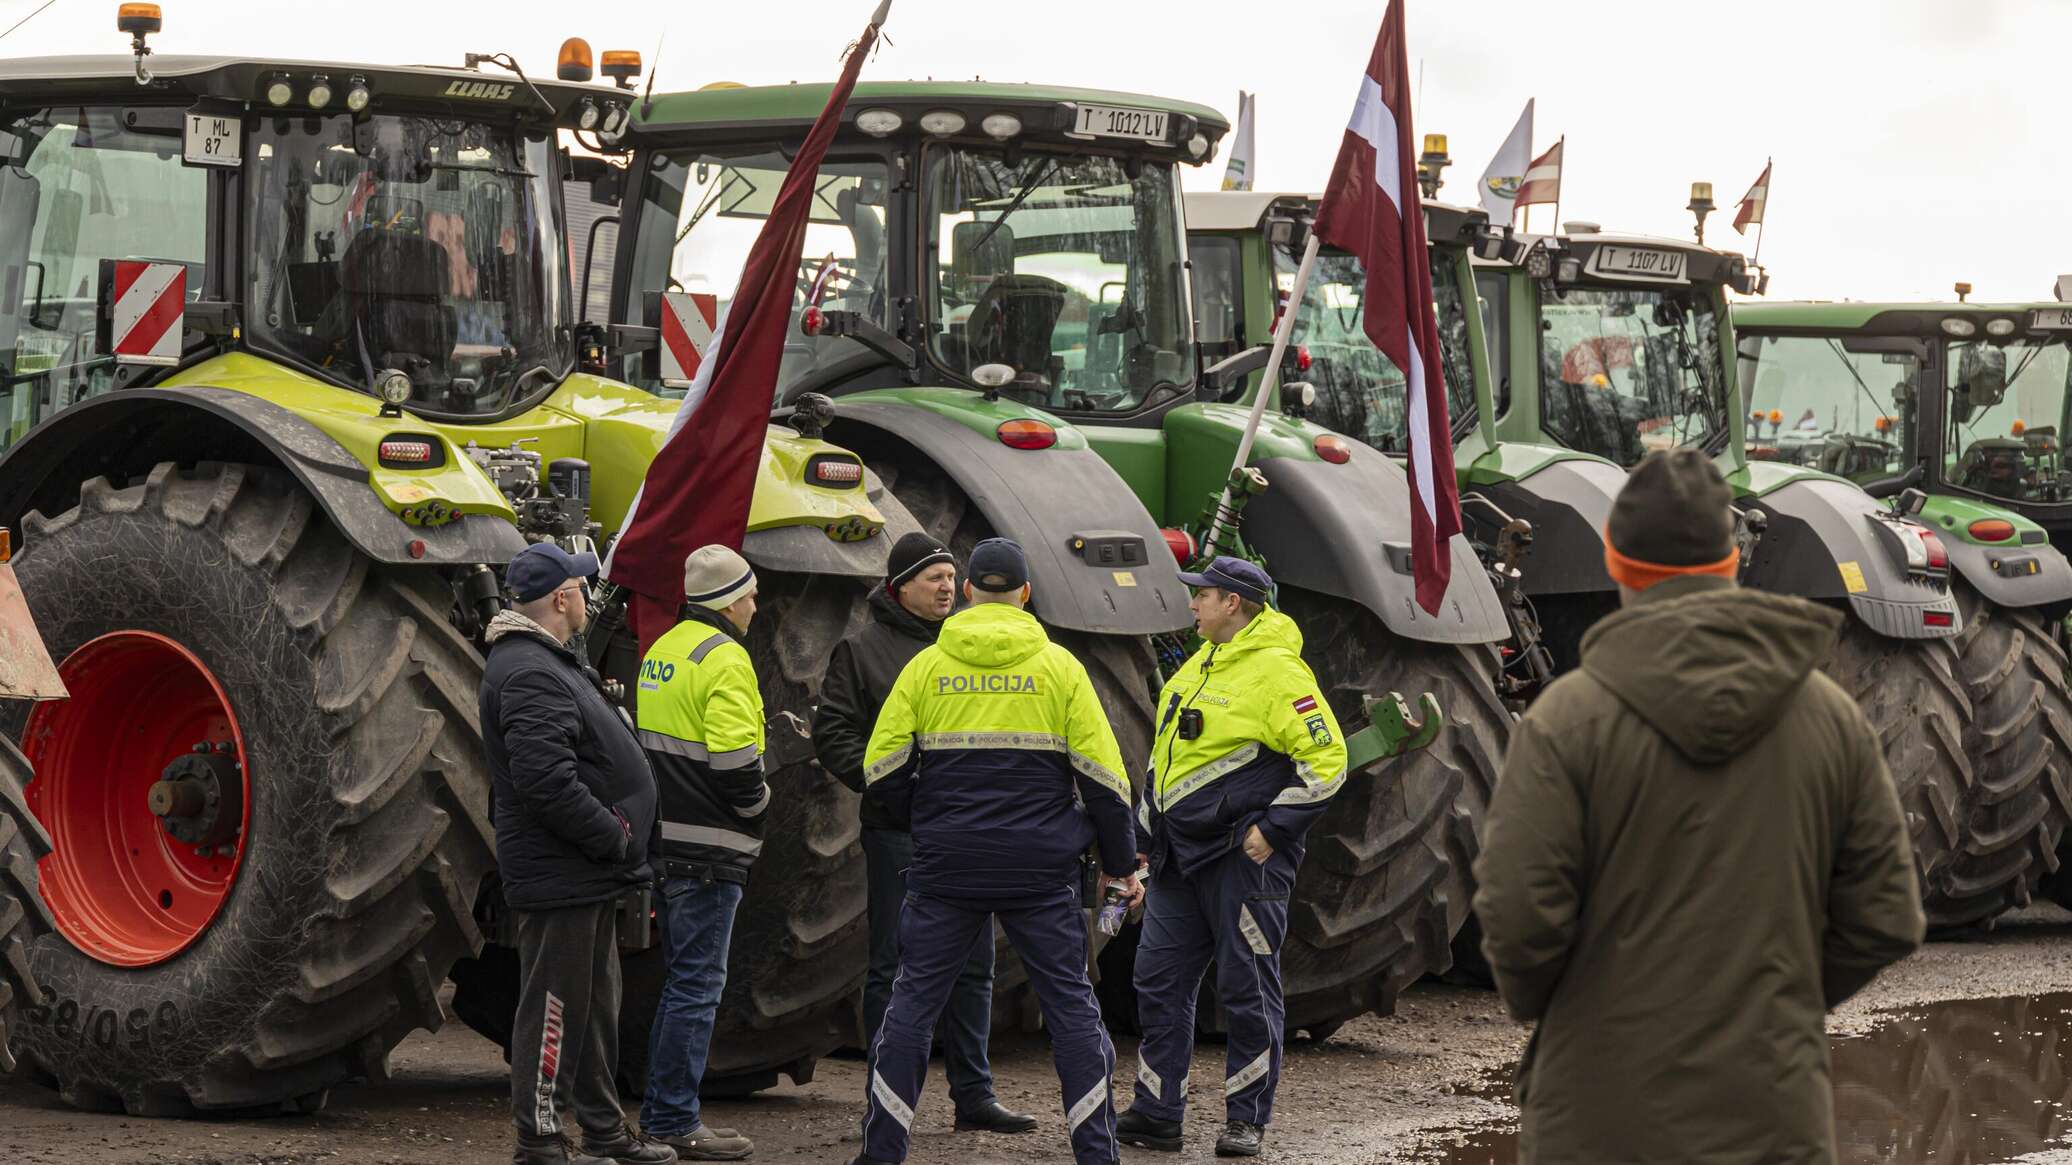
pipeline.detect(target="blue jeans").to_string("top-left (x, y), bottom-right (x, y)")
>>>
top-left (640, 876), bottom-right (744, 1138)
top-left (861, 827), bottom-right (997, 1112)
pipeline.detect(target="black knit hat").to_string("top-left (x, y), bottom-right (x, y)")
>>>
top-left (1607, 449), bottom-right (1736, 569)
top-left (887, 532), bottom-right (955, 592)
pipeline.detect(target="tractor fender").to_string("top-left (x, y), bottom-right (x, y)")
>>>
top-left (1738, 477), bottom-right (1960, 639)
top-left (1243, 450), bottom-right (1510, 645)
top-left (0, 389), bottom-right (526, 567)
top-left (1938, 535), bottom-right (2072, 614)
top-left (738, 466), bottom-right (923, 580)
top-left (1465, 457), bottom-right (1626, 596)
top-left (826, 401), bottom-right (1191, 635)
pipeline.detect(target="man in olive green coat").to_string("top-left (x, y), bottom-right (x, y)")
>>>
top-left (1473, 449), bottom-right (1925, 1165)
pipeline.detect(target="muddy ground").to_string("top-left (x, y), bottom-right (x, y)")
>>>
top-left (7, 906), bottom-right (2072, 1165)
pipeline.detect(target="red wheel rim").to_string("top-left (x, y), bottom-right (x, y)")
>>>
top-left (22, 631), bottom-right (250, 967)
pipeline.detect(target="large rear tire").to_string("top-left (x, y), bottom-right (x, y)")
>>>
top-left (1824, 589), bottom-right (2072, 930)
top-left (453, 570), bottom-right (872, 1098)
top-left (0, 736), bottom-right (51, 1074)
top-left (1272, 589), bottom-right (1511, 1029)
top-left (5, 463), bottom-right (493, 1115)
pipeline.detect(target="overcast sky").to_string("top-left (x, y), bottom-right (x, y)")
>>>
top-left (3, 0), bottom-right (2054, 303)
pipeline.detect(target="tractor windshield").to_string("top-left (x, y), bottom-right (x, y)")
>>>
top-left (1277, 241), bottom-right (1476, 452)
top-left (1942, 336), bottom-right (2072, 503)
top-left (1537, 284), bottom-right (1724, 467)
top-left (246, 115), bottom-right (570, 417)
top-left (0, 107), bottom-right (207, 449)
top-left (1737, 334), bottom-right (1919, 482)
top-left (623, 147), bottom-right (888, 401)
top-left (923, 148), bottom-right (1191, 411)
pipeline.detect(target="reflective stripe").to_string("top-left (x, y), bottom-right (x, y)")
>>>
top-left (1159, 743), bottom-right (1261, 812)
top-left (1226, 1050), bottom-right (1271, 1097)
top-left (917, 730), bottom-right (1068, 753)
top-left (736, 783), bottom-right (771, 818)
top-left (638, 730), bottom-right (707, 761)
top-left (1136, 1059), bottom-right (1163, 1102)
top-left (1270, 760), bottom-right (1346, 806)
top-left (1137, 800), bottom-right (1152, 832)
top-left (864, 743), bottom-right (913, 785)
top-left (687, 632), bottom-right (730, 665)
top-left (1070, 749), bottom-right (1132, 803)
top-left (661, 822), bottom-right (763, 857)
top-left (1238, 905), bottom-right (1273, 956)
top-left (871, 1071), bottom-right (913, 1130)
top-left (709, 742), bottom-right (762, 771)
top-left (1067, 1080), bottom-right (1108, 1131)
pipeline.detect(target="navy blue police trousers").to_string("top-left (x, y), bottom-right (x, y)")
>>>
top-left (1130, 846), bottom-right (1298, 1127)
top-left (862, 884), bottom-right (1118, 1164)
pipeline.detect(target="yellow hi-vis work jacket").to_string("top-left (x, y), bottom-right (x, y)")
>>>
top-left (1144, 607), bottom-right (1347, 877)
top-left (638, 607), bottom-right (768, 883)
top-left (862, 602), bottom-right (1136, 904)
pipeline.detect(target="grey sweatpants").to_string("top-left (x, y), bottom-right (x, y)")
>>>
top-left (511, 901), bottom-right (625, 1139)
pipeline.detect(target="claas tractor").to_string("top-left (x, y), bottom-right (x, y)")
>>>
top-left (0, 8), bottom-right (908, 1113)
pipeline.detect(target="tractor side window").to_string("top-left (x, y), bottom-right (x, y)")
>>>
top-left (1737, 333), bottom-right (1916, 483)
top-left (1535, 284), bottom-right (1722, 468)
top-left (625, 149), bottom-right (888, 402)
top-left (0, 108), bottom-right (207, 451)
top-left (1944, 337), bottom-right (2072, 503)
top-left (1474, 269), bottom-right (1510, 416)
top-left (1189, 236), bottom-right (1242, 357)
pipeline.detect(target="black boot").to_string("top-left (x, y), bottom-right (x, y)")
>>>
top-left (954, 1099), bottom-right (1038, 1134)
top-left (1215, 1120), bottom-right (1265, 1157)
top-left (513, 1133), bottom-right (614, 1165)
top-left (582, 1123), bottom-right (680, 1164)
top-left (1116, 1106), bottom-right (1183, 1152)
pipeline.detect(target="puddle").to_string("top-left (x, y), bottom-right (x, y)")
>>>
top-left (1404, 993), bottom-right (2072, 1164)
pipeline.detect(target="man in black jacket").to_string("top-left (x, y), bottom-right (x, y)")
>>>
top-left (481, 543), bottom-right (676, 1165)
top-left (813, 533), bottom-right (1033, 1135)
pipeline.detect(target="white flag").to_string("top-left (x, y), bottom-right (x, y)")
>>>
top-left (1221, 91), bottom-right (1255, 191)
top-left (1477, 98), bottom-right (1534, 219)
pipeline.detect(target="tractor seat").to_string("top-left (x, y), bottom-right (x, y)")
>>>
top-left (967, 273), bottom-right (1066, 382)
top-left (339, 231), bottom-right (457, 369)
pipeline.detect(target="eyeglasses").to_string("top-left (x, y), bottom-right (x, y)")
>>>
top-left (553, 581), bottom-right (588, 601)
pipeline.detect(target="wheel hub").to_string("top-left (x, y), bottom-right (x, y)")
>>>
top-left (23, 631), bottom-right (251, 967)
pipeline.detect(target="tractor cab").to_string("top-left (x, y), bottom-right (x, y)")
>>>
top-left (0, 36), bottom-right (636, 439)
top-left (1737, 300), bottom-right (2072, 542)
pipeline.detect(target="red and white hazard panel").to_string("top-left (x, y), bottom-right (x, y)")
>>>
top-left (658, 291), bottom-right (718, 387)
top-left (109, 260), bottom-right (187, 366)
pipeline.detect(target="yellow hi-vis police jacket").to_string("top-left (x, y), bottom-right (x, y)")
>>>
top-left (638, 608), bottom-right (769, 883)
top-left (863, 602), bottom-right (1136, 904)
top-left (1144, 607), bottom-right (1347, 877)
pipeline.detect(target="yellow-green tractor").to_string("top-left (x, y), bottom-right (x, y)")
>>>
top-left (0, 12), bottom-right (903, 1113)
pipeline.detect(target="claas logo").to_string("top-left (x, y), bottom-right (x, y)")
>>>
top-left (441, 80), bottom-right (516, 100)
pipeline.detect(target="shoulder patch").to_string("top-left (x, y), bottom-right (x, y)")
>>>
top-left (1293, 695), bottom-right (1318, 715)
top-left (1304, 714), bottom-right (1333, 746)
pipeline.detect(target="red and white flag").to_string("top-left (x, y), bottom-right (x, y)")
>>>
top-left (604, 1), bottom-right (887, 652)
top-left (1311, 0), bottom-right (1462, 616)
top-left (1515, 138), bottom-right (1563, 208)
top-left (1733, 159), bottom-right (1771, 233)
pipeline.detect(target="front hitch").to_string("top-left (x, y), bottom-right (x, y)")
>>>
top-left (1344, 691), bottom-right (1445, 773)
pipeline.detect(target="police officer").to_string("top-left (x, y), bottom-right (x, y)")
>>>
top-left (638, 546), bottom-right (767, 1161)
top-left (854, 538), bottom-right (1140, 1165)
top-left (1117, 556), bottom-right (1346, 1159)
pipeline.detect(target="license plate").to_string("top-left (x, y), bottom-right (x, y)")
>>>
top-left (183, 112), bottom-right (240, 168)
top-left (1587, 244), bottom-right (1687, 282)
top-left (1070, 104), bottom-right (1169, 144)
top-left (2032, 307), bottom-right (2072, 331)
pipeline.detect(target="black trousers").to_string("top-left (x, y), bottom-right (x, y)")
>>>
top-left (511, 901), bottom-right (625, 1139)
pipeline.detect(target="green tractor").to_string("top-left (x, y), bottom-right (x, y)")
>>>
top-left (1186, 191), bottom-right (1626, 685)
top-left (1735, 295), bottom-right (2072, 913)
top-left (0, 18), bottom-right (910, 1113)
top-left (594, 81), bottom-right (1514, 1032)
top-left (1482, 228), bottom-right (2072, 927)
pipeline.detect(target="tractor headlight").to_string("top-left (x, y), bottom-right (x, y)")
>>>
top-left (1986, 317), bottom-right (2017, 337)
top-left (1940, 317), bottom-right (1978, 338)
top-left (577, 99), bottom-right (601, 131)
top-left (345, 78), bottom-right (372, 112)
top-left (856, 108), bottom-right (903, 137)
top-left (265, 74), bottom-right (294, 107)
top-left (379, 370), bottom-right (413, 405)
top-left (306, 76), bottom-right (333, 109)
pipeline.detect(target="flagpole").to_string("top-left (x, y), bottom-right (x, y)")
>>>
top-left (1550, 135), bottom-right (1564, 234)
top-left (1751, 156), bottom-right (1770, 267)
top-left (1202, 231), bottom-right (1323, 559)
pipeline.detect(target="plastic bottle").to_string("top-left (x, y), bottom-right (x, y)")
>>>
top-left (1096, 883), bottom-right (1128, 936)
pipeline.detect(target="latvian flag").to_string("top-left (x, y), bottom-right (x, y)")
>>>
top-left (1515, 139), bottom-right (1563, 209)
top-left (1734, 160), bottom-right (1771, 233)
top-left (1311, 0), bottom-right (1463, 616)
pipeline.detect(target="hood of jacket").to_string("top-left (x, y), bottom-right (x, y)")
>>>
top-left (869, 586), bottom-right (946, 645)
top-left (486, 608), bottom-right (570, 653)
top-left (935, 602), bottom-right (1048, 669)
top-left (1207, 606), bottom-right (1306, 668)
top-left (1580, 575), bottom-right (1840, 765)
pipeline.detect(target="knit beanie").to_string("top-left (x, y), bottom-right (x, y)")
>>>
top-left (886, 532), bottom-right (955, 593)
top-left (1604, 449), bottom-right (1739, 590)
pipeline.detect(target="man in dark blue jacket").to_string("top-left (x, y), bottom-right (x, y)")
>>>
top-left (481, 543), bottom-right (676, 1165)
top-left (854, 539), bottom-right (1140, 1165)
